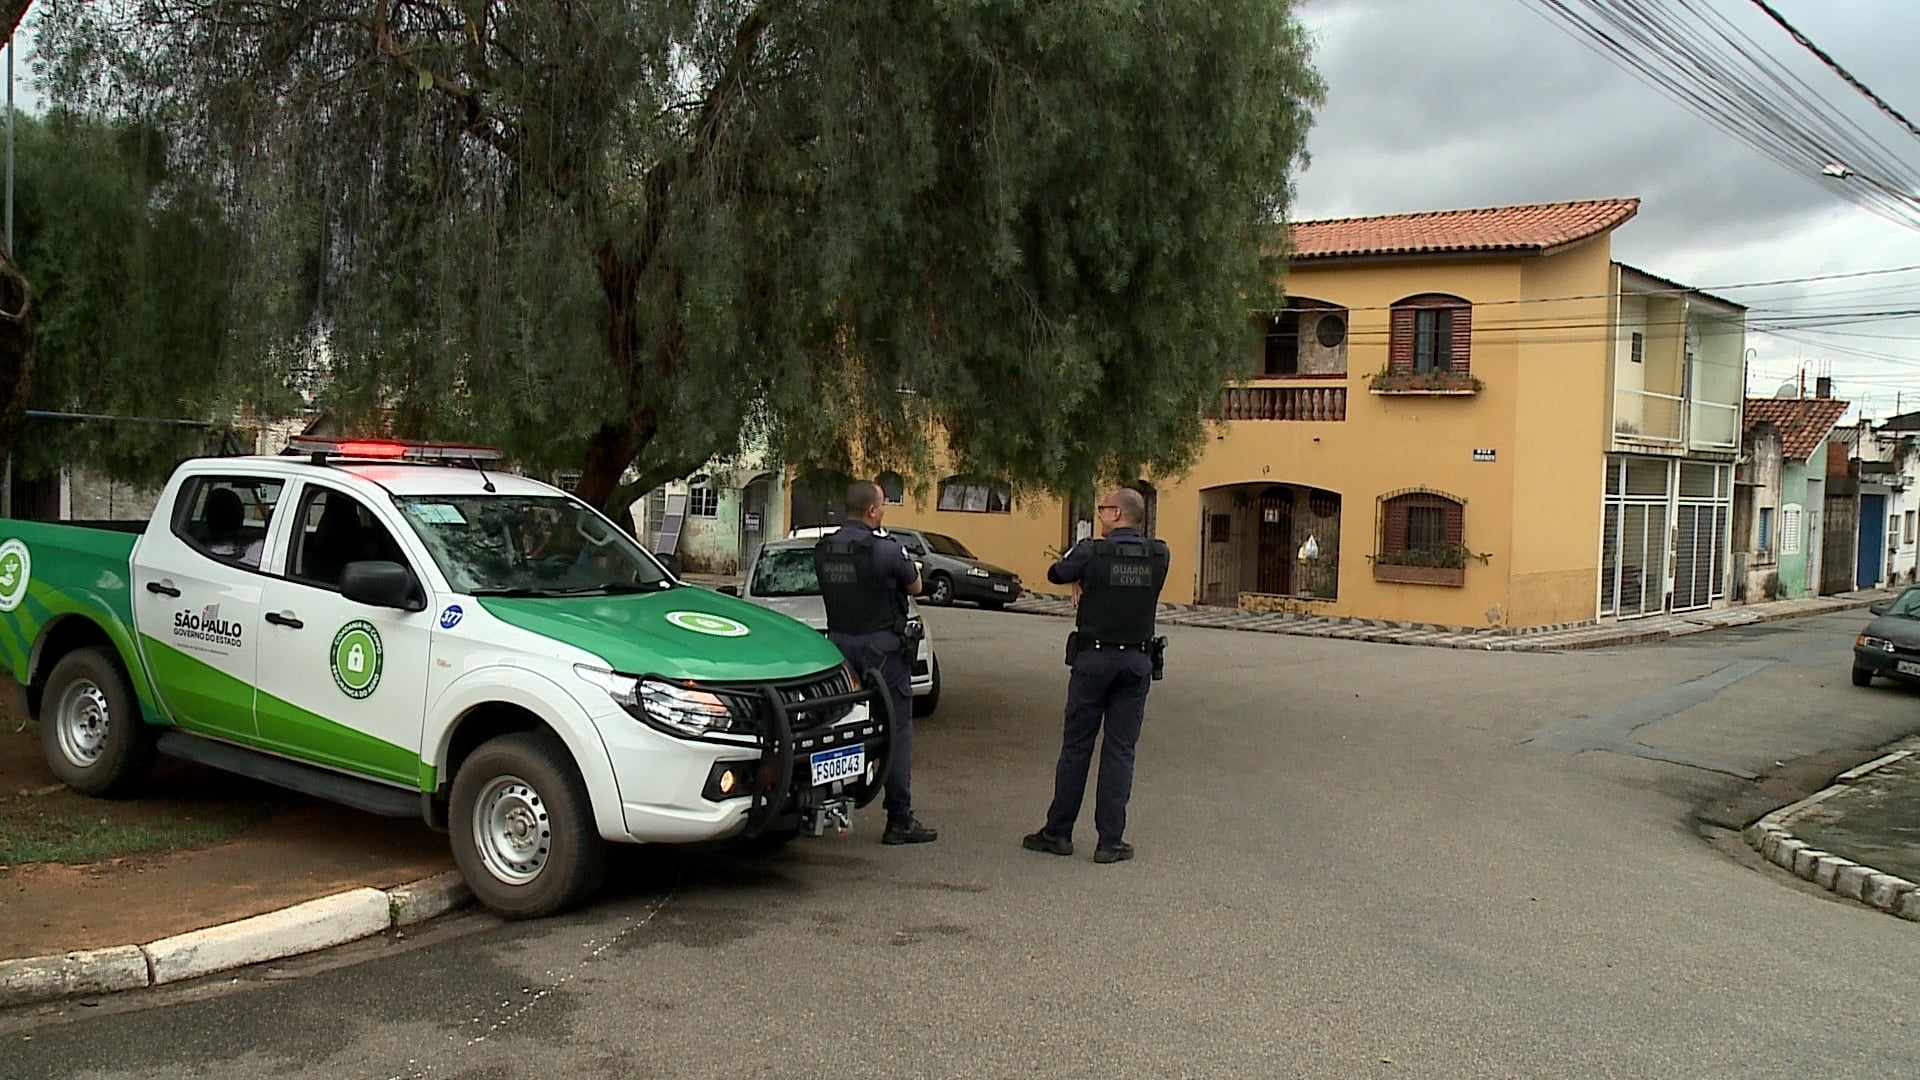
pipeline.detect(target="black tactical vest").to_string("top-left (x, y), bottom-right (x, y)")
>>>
top-left (1076, 538), bottom-right (1161, 644)
top-left (814, 532), bottom-right (900, 635)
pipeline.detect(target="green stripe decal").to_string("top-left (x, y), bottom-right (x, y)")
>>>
top-left (140, 637), bottom-right (428, 791)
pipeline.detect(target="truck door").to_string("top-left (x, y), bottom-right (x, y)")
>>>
top-left (130, 472), bottom-right (286, 742)
top-left (253, 481), bottom-right (436, 789)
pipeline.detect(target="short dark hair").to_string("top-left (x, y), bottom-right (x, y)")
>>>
top-left (845, 480), bottom-right (883, 517)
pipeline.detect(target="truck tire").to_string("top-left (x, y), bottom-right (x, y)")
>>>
top-left (450, 730), bottom-right (608, 920)
top-left (39, 646), bottom-right (155, 797)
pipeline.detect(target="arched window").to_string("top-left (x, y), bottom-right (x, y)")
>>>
top-left (1376, 488), bottom-right (1468, 585)
top-left (1390, 294), bottom-right (1472, 376)
top-left (876, 471), bottom-right (906, 505)
top-left (1257, 296), bottom-right (1348, 377)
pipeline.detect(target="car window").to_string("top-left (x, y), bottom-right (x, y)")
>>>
top-left (173, 475), bottom-right (285, 571)
top-left (891, 531), bottom-right (928, 556)
top-left (395, 493), bottom-right (672, 597)
top-left (1888, 589), bottom-right (1920, 618)
top-left (287, 486), bottom-right (414, 592)
top-left (750, 548), bottom-right (821, 598)
top-left (922, 532), bottom-right (974, 558)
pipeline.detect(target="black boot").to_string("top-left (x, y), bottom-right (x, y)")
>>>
top-left (1022, 830), bottom-right (1073, 856)
top-left (883, 814), bottom-right (938, 845)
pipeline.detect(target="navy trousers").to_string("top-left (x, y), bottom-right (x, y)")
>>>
top-left (829, 631), bottom-right (913, 817)
top-left (1044, 646), bottom-right (1152, 848)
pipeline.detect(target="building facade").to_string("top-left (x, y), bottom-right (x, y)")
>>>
top-left (791, 198), bottom-right (1751, 630)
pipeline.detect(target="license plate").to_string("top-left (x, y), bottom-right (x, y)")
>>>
top-left (993, 583), bottom-right (1010, 593)
top-left (809, 744), bottom-right (865, 787)
top-left (1898, 661), bottom-right (1920, 677)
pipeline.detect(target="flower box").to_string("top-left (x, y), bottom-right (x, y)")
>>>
top-left (1373, 563), bottom-right (1465, 587)
top-left (1368, 368), bottom-right (1483, 396)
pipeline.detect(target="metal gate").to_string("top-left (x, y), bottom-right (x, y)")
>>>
top-left (1255, 490), bottom-right (1293, 595)
top-left (1859, 493), bottom-right (1887, 589)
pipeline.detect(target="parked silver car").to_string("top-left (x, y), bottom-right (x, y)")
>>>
top-left (723, 538), bottom-right (941, 717)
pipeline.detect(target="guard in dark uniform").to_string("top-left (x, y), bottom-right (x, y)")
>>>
top-left (1023, 487), bottom-right (1168, 863)
top-left (814, 480), bottom-right (938, 845)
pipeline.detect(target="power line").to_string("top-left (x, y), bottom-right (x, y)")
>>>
top-left (1745, 0), bottom-right (1920, 143)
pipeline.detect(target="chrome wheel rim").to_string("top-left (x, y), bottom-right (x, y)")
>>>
top-left (472, 774), bottom-right (550, 886)
top-left (55, 679), bottom-right (111, 769)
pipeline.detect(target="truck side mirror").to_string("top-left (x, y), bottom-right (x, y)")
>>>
top-left (342, 561), bottom-right (424, 612)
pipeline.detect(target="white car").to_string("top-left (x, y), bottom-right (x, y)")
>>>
top-left (726, 538), bottom-right (941, 717)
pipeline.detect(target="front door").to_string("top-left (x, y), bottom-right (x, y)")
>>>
top-left (1255, 488), bottom-right (1293, 595)
top-left (252, 481), bottom-right (436, 789)
top-left (1859, 494), bottom-right (1887, 589)
top-left (131, 473), bottom-right (286, 741)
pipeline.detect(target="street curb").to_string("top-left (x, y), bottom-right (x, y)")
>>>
top-left (0, 872), bottom-right (475, 1009)
top-left (1744, 746), bottom-right (1920, 923)
top-left (1008, 590), bottom-right (1884, 653)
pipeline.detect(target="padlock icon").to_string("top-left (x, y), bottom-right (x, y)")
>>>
top-left (346, 643), bottom-right (366, 674)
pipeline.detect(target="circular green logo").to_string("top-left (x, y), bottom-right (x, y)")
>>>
top-left (0, 540), bottom-right (30, 613)
top-left (330, 621), bottom-right (384, 699)
top-left (665, 610), bottom-right (751, 638)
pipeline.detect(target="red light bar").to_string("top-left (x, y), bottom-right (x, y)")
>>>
top-left (289, 436), bottom-right (504, 463)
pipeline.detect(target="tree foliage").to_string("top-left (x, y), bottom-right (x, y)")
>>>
top-left (34, 1), bottom-right (1321, 510)
top-left (9, 109), bottom-right (243, 484)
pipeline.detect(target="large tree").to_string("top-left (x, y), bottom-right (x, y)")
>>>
top-left (34, 1), bottom-right (1321, 510)
top-left (8, 109), bottom-right (244, 485)
top-left (0, 0), bottom-right (38, 483)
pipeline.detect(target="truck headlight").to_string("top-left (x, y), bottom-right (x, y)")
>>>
top-left (575, 666), bottom-right (738, 737)
top-left (1857, 635), bottom-right (1896, 653)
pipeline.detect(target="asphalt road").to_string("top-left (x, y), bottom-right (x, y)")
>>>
top-left (4, 607), bottom-right (1918, 1079)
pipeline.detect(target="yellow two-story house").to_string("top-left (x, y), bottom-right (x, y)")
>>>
top-left (788, 198), bottom-right (1746, 630)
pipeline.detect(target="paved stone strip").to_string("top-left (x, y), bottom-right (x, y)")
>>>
top-left (1005, 588), bottom-right (1891, 653)
top-left (0, 871), bottom-right (475, 1009)
top-left (1744, 743), bottom-right (1920, 924)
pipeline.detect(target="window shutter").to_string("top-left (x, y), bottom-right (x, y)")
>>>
top-left (1444, 503), bottom-right (1465, 546)
top-left (1383, 498), bottom-right (1411, 555)
top-left (1450, 304), bottom-right (1472, 375)
top-left (1390, 308), bottom-right (1415, 374)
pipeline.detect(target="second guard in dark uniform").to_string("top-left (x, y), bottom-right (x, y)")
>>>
top-left (1023, 488), bottom-right (1168, 864)
top-left (814, 480), bottom-right (938, 845)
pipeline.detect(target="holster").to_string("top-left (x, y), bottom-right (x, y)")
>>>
top-left (1149, 636), bottom-right (1167, 681)
top-left (1064, 630), bottom-right (1082, 667)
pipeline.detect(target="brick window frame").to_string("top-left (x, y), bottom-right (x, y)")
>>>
top-left (1375, 488), bottom-right (1468, 586)
top-left (1389, 294), bottom-right (1473, 376)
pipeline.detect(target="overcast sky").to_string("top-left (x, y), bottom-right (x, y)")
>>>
top-left (1294, 0), bottom-right (1920, 421)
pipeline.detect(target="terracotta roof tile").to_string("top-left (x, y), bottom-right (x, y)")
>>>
top-left (1270, 198), bottom-right (1640, 261)
top-left (1743, 396), bottom-right (1851, 462)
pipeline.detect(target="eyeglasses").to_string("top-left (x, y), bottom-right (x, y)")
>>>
top-left (1097, 504), bottom-right (1119, 512)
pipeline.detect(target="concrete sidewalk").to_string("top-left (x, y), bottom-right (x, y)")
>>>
top-left (1747, 736), bottom-right (1920, 923)
top-left (1002, 588), bottom-right (1897, 652)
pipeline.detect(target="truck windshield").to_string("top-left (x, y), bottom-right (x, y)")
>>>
top-left (393, 494), bottom-right (673, 597)
top-left (749, 548), bottom-right (821, 598)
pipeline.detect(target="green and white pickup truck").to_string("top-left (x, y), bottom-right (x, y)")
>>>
top-left (0, 438), bottom-right (893, 918)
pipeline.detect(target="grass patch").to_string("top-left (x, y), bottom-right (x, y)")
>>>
top-left (0, 798), bottom-right (271, 866)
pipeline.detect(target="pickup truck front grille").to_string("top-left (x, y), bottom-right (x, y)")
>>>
top-left (714, 669), bottom-right (859, 737)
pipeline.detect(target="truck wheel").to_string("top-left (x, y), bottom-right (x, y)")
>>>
top-left (450, 730), bottom-right (608, 920)
top-left (39, 646), bottom-right (155, 797)
top-left (912, 657), bottom-right (941, 718)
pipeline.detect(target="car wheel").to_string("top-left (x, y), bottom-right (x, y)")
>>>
top-left (980, 600), bottom-right (1006, 611)
top-left (927, 573), bottom-right (954, 606)
top-left (39, 646), bottom-right (155, 798)
top-left (1852, 665), bottom-right (1874, 687)
top-left (450, 730), bottom-right (608, 920)
top-left (912, 656), bottom-right (941, 718)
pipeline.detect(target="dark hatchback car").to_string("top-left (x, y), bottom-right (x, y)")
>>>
top-left (787, 525), bottom-right (1023, 608)
top-left (1851, 587), bottom-right (1920, 687)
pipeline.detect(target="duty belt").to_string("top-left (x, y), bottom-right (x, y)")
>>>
top-left (1080, 637), bottom-right (1151, 651)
